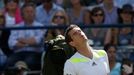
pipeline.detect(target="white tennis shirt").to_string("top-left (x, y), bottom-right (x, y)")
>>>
top-left (64, 50), bottom-right (110, 75)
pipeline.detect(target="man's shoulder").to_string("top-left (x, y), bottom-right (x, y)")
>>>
top-left (93, 50), bottom-right (107, 58)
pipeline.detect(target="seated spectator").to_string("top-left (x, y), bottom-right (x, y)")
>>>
top-left (117, 4), bottom-right (133, 46)
top-left (6, 3), bottom-right (44, 70)
top-left (3, 61), bottom-right (29, 75)
top-left (35, 0), bottom-right (63, 25)
top-left (86, 7), bottom-right (111, 46)
top-left (104, 44), bottom-right (121, 75)
top-left (66, 0), bottom-right (87, 25)
top-left (100, 0), bottom-right (119, 24)
top-left (45, 10), bottom-right (69, 41)
top-left (109, 4), bottom-right (134, 46)
top-left (3, 0), bottom-right (22, 27)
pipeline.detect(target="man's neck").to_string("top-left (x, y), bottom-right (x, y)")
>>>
top-left (43, 3), bottom-right (52, 13)
top-left (24, 20), bottom-right (33, 26)
top-left (77, 42), bottom-right (93, 59)
top-left (104, 3), bottom-right (114, 12)
top-left (73, 4), bottom-right (82, 11)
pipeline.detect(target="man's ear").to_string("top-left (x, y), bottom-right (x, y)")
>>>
top-left (69, 41), bottom-right (75, 47)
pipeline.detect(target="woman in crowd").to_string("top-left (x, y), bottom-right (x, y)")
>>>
top-left (117, 4), bottom-right (133, 46)
top-left (104, 44), bottom-right (121, 75)
top-left (45, 10), bottom-right (69, 41)
top-left (86, 7), bottom-right (111, 46)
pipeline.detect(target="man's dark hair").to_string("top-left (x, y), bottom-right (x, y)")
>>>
top-left (64, 24), bottom-right (79, 45)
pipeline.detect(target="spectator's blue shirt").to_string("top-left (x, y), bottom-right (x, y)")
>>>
top-left (35, 3), bottom-right (64, 25)
top-left (101, 4), bottom-right (118, 25)
top-left (8, 21), bottom-right (45, 53)
top-left (110, 62), bottom-right (121, 75)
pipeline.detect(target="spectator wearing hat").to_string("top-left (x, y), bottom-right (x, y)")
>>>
top-left (3, 61), bottom-right (29, 75)
top-left (117, 4), bottom-right (133, 46)
top-left (108, 4), bottom-right (134, 46)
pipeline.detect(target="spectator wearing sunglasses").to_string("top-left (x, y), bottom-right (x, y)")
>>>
top-left (45, 10), bottom-right (69, 41)
top-left (85, 7), bottom-right (111, 46)
top-left (117, 4), bottom-right (133, 46)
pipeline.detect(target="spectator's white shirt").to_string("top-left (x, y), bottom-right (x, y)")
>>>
top-left (5, 13), bottom-right (15, 27)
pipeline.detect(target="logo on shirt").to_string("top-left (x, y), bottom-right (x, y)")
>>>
top-left (92, 62), bottom-right (97, 66)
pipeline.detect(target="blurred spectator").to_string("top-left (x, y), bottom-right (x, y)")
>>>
top-left (66, 0), bottom-right (87, 25)
top-left (7, 3), bottom-right (44, 70)
top-left (4, 0), bottom-right (22, 27)
top-left (85, 7), bottom-right (111, 46)
top-left (108, 4), bottom-right (133, 45)
top-left (104, 44), bottom-right (121, 75)
top-left (45, 10), bottom-right (69, 41)
top-left (117, 4), bottom-right (133, 46)
top-left (100, 0), bottom-right (118, 24)
top-left (121, 58), bottom-right (134, 75)
top-left (35, 0), bottom-right (63, 25)
top-left (3, 61), bottom-right (29, 75)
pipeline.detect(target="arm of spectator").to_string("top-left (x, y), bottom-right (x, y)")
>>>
top-left (25, 30), bottom-right (44, 45)
top-left (8, 31), bottom-right (26, 49)
top-left (15, 41), bottom-right (27, 48)
top-left (104, 29), bottom-right (112, 45)
top-left (23, 37), bottom-right (37, 45)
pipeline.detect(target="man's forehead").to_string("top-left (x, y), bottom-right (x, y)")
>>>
top-left (68, 27), bottom-right (81, 35)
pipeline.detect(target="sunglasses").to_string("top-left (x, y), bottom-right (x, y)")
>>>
top-left (54, 16), bottom-right (65, 19)
top-left (93, 13), bottom-right (104, 16)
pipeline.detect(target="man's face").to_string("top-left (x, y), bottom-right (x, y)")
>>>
top-left (22, 6), bottom-right (35, 21)
top-left (107, 46), bottom-right (116, 61)
top-left (68, 27), bottom-right (88, 46)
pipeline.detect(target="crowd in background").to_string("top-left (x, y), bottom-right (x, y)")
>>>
top-left (0, 0), bottom-right (134, 75)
